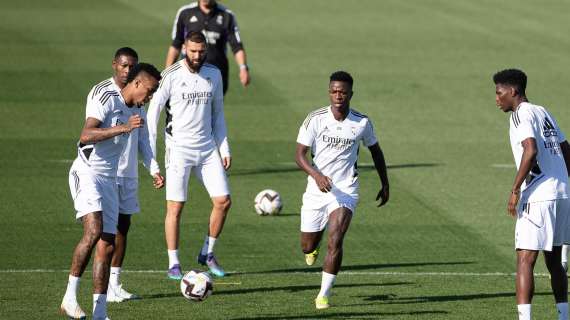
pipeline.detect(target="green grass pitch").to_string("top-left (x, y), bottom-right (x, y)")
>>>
top-left (2, 0), bottom-right (570, 319)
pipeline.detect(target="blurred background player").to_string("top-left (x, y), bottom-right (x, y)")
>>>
top-left (295, 71), bottom-right (390, 309)
top-left (61, 63), bottom-right (162, 320)
top-left (165, 0), bottom-right (250, 94)
top-left (89, 48), bottom-right (166, 303)
top-left (148, 32), bottom-right (232, 279)
top-left (493, 68), bottom-right (570, 320)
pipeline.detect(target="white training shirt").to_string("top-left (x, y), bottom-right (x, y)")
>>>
top-left (75, 85), bottom-right (133, 177)
top-left (297, 106), bottom-right (378, 194)
top-left (118, 106), bottom-right (160, 178)
top-left (509, 102), bottom-right (568, 203)
top-left (87, 78), bottom-right (160, 178)
top-left (146, 60), bottom-right (230, 162)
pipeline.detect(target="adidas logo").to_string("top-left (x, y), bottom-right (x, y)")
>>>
top-left (190, 16), bottom-right (198, 23)
top-left (181, 82), bottom-right (187, 87)
top-left (543, 118), bottom-right (557, 137)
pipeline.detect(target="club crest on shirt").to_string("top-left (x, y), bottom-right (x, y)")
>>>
top-left (216, 15), bottom-right (223, 25)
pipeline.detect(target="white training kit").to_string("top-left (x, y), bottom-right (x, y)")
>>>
top-left (297, 106), bottom-right (378, 232)
top-left (509, 102), bottom-right (570, 251)
top-left (147, 61), bottom-right (230, 202)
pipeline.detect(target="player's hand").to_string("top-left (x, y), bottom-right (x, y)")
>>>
top-left (313, 173), bottom-right (332, 193)
top-left (153, 173), bottom-right (165, 189)
top-left (125, 115), bottom-right (144, 132)
top-left (376, 185), bottom-right (389, 207)
top-left (507, 191), bottom-right (519, 217)
top-left (222, 157), bottom-right (232, 170)
top-left (239, 69), bottom-right (250, 87)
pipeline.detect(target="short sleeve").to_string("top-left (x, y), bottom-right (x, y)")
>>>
top-left (85, 96), bottom-right (108, 122)
top-left (227, 12), bottom-right (244, 54)
top-left (513, 109), bottom-right (535, 142)
top-left (362, 119), bottom-right (378, 147)
top-left (171, 8), bottom-right (186, 49)
top-left (297, 114), bottom-right (317, 147)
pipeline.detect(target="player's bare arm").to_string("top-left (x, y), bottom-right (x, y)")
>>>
top-left (234, 50), bottom-right (250, 87)
top-left (295, 143), bottom-right (332, 192)
top-left (508, 137), bottom-right (538, 217)
top-left (560, 140), bottom-right (570, 175)
top-left (165, 46), bottom-right (180, 68)
top-left (80, 115), bottom-right (143, 144)
top-left (368, 143), bottom-right (390, 207)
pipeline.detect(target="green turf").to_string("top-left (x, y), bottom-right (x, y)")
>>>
top-left (2, 0), bottom-right (570, 319)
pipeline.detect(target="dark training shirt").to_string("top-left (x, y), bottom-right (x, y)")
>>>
top-left (171, 2), bottom-right (244, 75)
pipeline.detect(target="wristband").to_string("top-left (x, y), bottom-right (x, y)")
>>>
top-left (239, 64), bottom-right (248, 70)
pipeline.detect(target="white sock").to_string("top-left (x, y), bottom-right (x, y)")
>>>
top-left (556, 302), bottom-right (568, 320)
top-left (93, 294), bottom-right (107, 318)
top-left (318, 272), bottom-right (336, 298)
top-left (517, 304), bottom-right (531, 320)
top-left (109, 267), bottom-right (121, 287)
top-left (563, 245), bottom-right (569, 264)
top-left (200, 236), bottom-right (217, 255)
top-left (168, 249), bottom-right (180, 269)
top-left (64, 275), bottom-right (80, 302)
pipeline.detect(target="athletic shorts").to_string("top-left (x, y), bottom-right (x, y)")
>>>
top-left (165, 147), bottom-right (230, 202)
top-left (515, 198), bottom-right (570, 251)
top-left (300, 188), bottom-right (358, 233)
top-left (117, 177), bottom-right (139, 215)
top-left (68, 168), bottom-right (119, 235)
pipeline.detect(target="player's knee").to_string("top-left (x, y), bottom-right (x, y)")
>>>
top-left (99, 233), bottom-right (116, 255)
top-left (213, 196), bottom-right (231, 212)
top-left (84, 227), bottom-right (102, 246)
top-left (517, 253), bottom-right (537, 268)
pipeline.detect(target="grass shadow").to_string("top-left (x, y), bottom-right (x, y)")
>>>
top-left (229, 310), bottom-right (448, 319)
top-left (230, 163), bottom-right (442, 176)
top-left (240, 261), bottom-right (474, 275)
top-left (216, 282), bottom-right (413, 296)
top-left (350, 291), bottom-right (552, 305)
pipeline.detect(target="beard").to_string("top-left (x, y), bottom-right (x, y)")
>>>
top-left (185, 55), bottom-right (205, 72)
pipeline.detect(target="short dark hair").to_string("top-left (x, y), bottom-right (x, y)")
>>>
top-left (126, 63), bottom-right (161, 84)
top-left (493, 69), bottom-right (527, 96)
top-left (185, 31), bottom-right (206, 44)
top-left (330, 71), bottom-right (353, 87)
top-left (114, 47), bottom-right (138, 60)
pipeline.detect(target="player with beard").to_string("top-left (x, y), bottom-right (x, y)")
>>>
top-left (147, 31), bottom-right (231, 279)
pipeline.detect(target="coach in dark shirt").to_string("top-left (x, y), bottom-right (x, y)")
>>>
top-left (165, 0), bottom-right (250, 94)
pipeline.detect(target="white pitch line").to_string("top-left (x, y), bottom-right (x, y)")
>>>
top-left (0, 269), bottom-right (550, 277)
top-left (491, 164), bottom-right (515, 168)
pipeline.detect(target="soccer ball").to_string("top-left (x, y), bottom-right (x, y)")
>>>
top-left (180, 270), bottom-right (213, 301)
top-left (254, 189), bottom-right (283, 215)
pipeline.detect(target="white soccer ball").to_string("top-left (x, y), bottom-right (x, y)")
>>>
top-left (254, 189), bottom-right (283, 215)
top-left (180, 270), bottom-right (213, 301)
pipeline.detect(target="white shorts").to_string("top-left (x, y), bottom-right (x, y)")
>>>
top-left (165, 147), bottom-right (230, 202)
top-left (68, 168), bottom-right (119, 235)
top-left (117, 177), bottom-right (139, 215)
top-left (515, 198), bottom-right (570, 251)
top-left (300, 188), bottom-right (358, 233)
